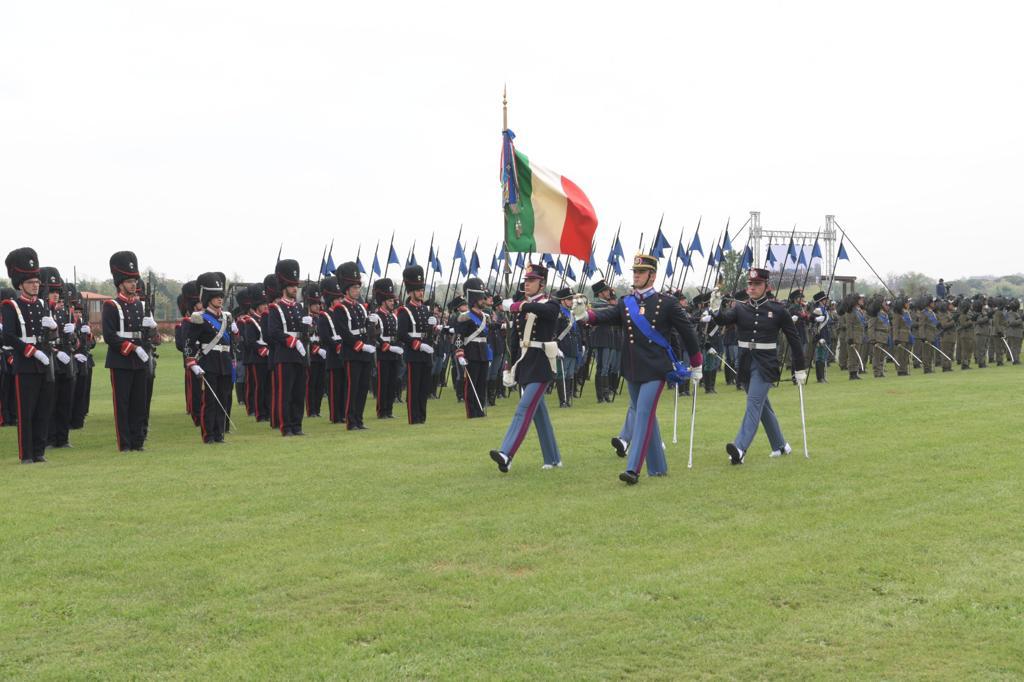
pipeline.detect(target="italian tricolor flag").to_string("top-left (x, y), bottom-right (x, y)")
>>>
top-left (504, 149), bottom-right (598, 260)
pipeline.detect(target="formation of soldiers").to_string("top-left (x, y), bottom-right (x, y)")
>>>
top-left (4, 244), bottom-right (1020, 471)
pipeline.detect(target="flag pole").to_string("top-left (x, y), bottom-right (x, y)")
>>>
top-left (366, 240), bottom-right (379, 293)
top-left (833, 220), bottom-right (897, 298)
top-left (382, 231), bottom-right (395, 281)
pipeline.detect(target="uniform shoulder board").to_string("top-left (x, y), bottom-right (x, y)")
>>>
top-left (190, 311), bottom-right (205, 324)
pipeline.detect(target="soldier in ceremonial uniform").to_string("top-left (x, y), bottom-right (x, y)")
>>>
top-left (918, 296), bottom-right (940, 373)
top-left (580, 254), bottom-right (703, 483)
top-left (302, 282), bottom-right (327, 418)
top-left (231, 286), bottom-right (254, 414)
top-left (184, 272), bottom-right (237, 443)
top-left (334, 261), bottom-right (375, 430)
top-left (40, 267), bottom-right (79, 448)
top-left (317, 276), bottom-right (347, 424)
top-left (102, 251), bottom-right (156, 452)
top-left (1, 287), bottom-right (19, 427)
top-left (176, 281), bottom-right (203, 425)
top-left (586, 280), bottom-right (618, 404)
top-left (808, 291), bottom-right (830, 383)
top-left (705, 268), bottom-right (806, 464)
top-left (453, 277), bottom-right (492, 418)
top-left (266, 259), bottom-right (308, 436)
top-left (867, 295), bottom-right (892, 378)
top-left (2, 248), bottom-right (56, 462)
top-left (489, 263), bottom-right (566, 473)
top-left (369, 277), bottom-right (403, 419)
top-left (397, 265), bottom-right (437, 425)
top-left (67, 284), bottom-right (95, 430)
top-left (553, 287), bottom-right (582, 407)
top-left (240, 282), bottom-right (271, 421)
top-left (261, 273), bottom-right (283, 427)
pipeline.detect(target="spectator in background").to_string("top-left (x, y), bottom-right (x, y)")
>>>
top-left (936, 278), bottom-right (947, 298)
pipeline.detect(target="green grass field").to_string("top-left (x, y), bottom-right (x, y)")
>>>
top-left (2, 350), bottom-right (1022, 680)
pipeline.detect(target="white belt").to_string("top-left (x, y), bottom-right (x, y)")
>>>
top-left (380, 336), bottom-right (392, 342)
top-left (117, 331), bottom-right (142, 339)
top-left (330, 335), bottom-right (341, 341)
top-left (469, 338), bottom-right (488, 343)
top-left (738, 340), bottom-right (777, 350)
top-left (207, 344), bottom-right (231, 353)
top-left (20, 335), bottom-right (38, 343)
top-left (528, 341), bottom-right (546, 349)
top-left (284, 331), bottom-right (299, 337)
top-left (352, 328), bottom-right (366, 335)
top-left (408, 332), bottom-right (423, 338)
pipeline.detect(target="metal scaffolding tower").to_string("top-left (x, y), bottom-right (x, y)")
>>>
top-left (748, 211), bottom-right (839, 281)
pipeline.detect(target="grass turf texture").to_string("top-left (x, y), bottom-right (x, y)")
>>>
top-left (2, 350), bottom-right (1022, 679)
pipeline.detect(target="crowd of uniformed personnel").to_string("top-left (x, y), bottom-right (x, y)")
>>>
top-left (3, 244), bottom-right (1020, 465)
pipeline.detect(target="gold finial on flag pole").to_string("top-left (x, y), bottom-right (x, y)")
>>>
top-left (502, 83), bottom-right (508, 131)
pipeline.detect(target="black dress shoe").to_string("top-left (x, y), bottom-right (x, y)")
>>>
top-left (726, 443), bottom-right (745, 465)
top-left (489, 450), bottom-right (510, 473)
top-left (619, 470), bottom-right (639, 485)
top-left (611, 437), bottom-right (628, 458)
top-left (356, 424), bottom-right (368, 430)
top-left (20, 458), bottom-right (34, 464)
top-left (54, 442), bottom-right (72, 448)
top-left (34, 455), bottom-right (47, 463)
top-left (291, 430), bottom-right (306, 436)
top-left (132, 446), bottom-right (145, 452)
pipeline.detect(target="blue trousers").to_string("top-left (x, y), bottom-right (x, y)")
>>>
top-left (499, 381), bottom-right (561, 465)
top-left (596, 347), bottom-right (619, 377)
top-left (618, 379), bottom-right (667, 475)
top-left (735, 364), bottom-right (786, 452)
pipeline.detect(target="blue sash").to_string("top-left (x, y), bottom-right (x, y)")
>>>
top-left (467, 311), bottom-right (493, 362)
top-left (623, 295), bottom-right (691, 384)
top-left (203, 312), bottom-right (235, 381)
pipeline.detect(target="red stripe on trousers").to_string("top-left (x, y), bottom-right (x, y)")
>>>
top-left (15, 375), bottom-right (24, 461)
top-left (376, 359), bottom-right (382, 417)
top-left (329, 369), bottom-right (336, 422)
top-left (406, 366), bottom-right (413, 424)
top-left (635, 381), bottom-right (665, 473)
top-left (508, 381), bottom-right (546, 459)
top-left (277, 364), bottom-right (285, 434)
top-left (345, 362), bottom-right (352, 427)
top-left (109, 369), bottom-right (123, 450)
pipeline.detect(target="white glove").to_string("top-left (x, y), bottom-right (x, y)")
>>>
top-left (818, 338), bottom-right (826, 345)
top-left (361, 344), bottom-right (376, 354)
top-left (301, 315), bottom-right (313, 326)
top-left (317, 348), bottom-right (327, 359)
top-left (80, 324), bottom-right (91, 335)
top-left (389, 345), bottom-right (404, 355)
top-left (427, 316), bottom-right (438, 326)
top-left (502, 298), bottom-right (514, 310)
top-left (571, 297), bottom-right (589, 321)
top-left (56, 351), bottom-right (71, 365)
top-left (814, 315), bottom-right (825, 323)
top-left (74, 353), bottom-right (88, 363)
top-left (794, 369), bottom-right (808, 385)
top-left (63, 323), bottom-right (76, 334)
top-left (791, 315), bottom-right (799, 322)
top-left (700, 313), bottom-right (712, 323)
top-left (230, 322), bottom-right (239, 334)
top-left (190, 363), bottom-right (205, 376)
top-left (708, 347), bottom-right (719, 356)
top-left (556, 349), bottom-right (565, 359)
top-left (142, 315), bottom-right (158, 329)
top-left (690, 366), bottom-right (703, 382)
top-left (419, 343), bottom-right (434, 354)
top-left (40, 316), bottom-right (57, 330)
top-left (295, 340), bottom-right (306, 357)
top-left (33, 350), bottom-right (50, 366)
top-left (367, 313), bottom-right (381, 325)
top-left (134, 346), bottom-right (150, 363)
top-left (456, 356), bottom-right (467, 366)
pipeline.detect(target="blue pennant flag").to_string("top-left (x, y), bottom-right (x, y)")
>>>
top-left (608, 235), bottom-right (624, 264)
top-left (388, 244), bottom-right (400, 266)
top-left (810, 239), bottom-right (822, 261)
top-left (555, 258), bottom-right (564, 275)
top-left (649, 228), bottom-right (671, 258)
top-left (611, 258), bottom-right (622, 276)
top-left (837, 242), bottom-right (850, 261)
top-left (566, 263), bottom-right (576, 282)
top-left (722, 230), bottom-right (733, 252)
top-left (498, 244), bottom-right (506, 261)
top-left (490, 253), bottom-right (499, 273)
top-left (740, 245), bottom-right (753, 270)
top-left (407, 252), bottom-right (418, 268)
top-left (542, 253), bottom-right (555, 267)
top-left (371, 252), bottom-right (381, 276)
top-left (677, 245), bottom-right (691, 267)
top-left (427, 246), bottom-right (435, 269)
top-left (767, 247), bottom-right (778, 266)
top-left (786, 238), bottom-right (797, 263)
top-left (588, 248), bottom-right (598, 272)
top-left (321, 254), bottom-right (336, 277)
top-left (515, 252), bottom-right (525, 268)
top-left (356, 257), bottom-right (366, 274)
top-left (453, 240), bottom-right (464, 262)
top-left (459, 256), bottom-right (468, 276)
top-left (689, 230), bottom-right (704, 257)
top-left (713, 245), bottom-right (723, 266)
top-left (665, 258), bottom-right (674, 279)
top-left (797, 248), bottom-right (807, 269)
top-left (469, 251), bottom-right (480, 276)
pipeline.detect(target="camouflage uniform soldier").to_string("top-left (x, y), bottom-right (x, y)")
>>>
top-left (974, 297), bottom-right (991, 368)
top-left (911, 300), bottom-right (925, 369)
top-left (991, 297), bottom-right (1008, 366)
top-left (957, 298), bottom-right (976, 369)
top-left (867, 295), bottom-right (892, 378)
top-left (937, 299), bottom-right (957, 371)
top-left (845, 293), bottom-right (868, 379)
top-left (918, 297), bottom-right (940, 374)
top-left (892, 297), bottom-right (913, 376)
top-left (1004, 299), bottom-right (1022, 364)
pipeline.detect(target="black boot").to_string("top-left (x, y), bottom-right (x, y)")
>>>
top-left (608, 373), bottom-right (619, 397)
top-left (709, 370), bottom-right (718, 393)
top-left (849, 370), bottom-right (861, 380)
top-left (556, 378), bottom-right (568, 407)
top-left (815, 361), bottom-right (825, 383)
top-left (595, 375), bottom-right (606, 403)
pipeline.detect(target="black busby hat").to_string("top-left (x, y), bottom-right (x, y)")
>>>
top-left (235, 286), bottom-right (253, 310)
top-left (176, 293), bottom-right (187, 317)
top-left (197, 272), bottom-right (226, 305)
top-left (523, 263), bottom-right (548, 281)
top-left (5, 247), bottom-right (41, 288)
top-left (335, 261), bottom-right (362, 288)
top-left (812, 291), bottom-right (827, 303)
top-left (747, 268), bottom-right (770, 283)
top-left (263, 274), bottom-right (281, 301)
top-left (591, 279), bottom-right (610, 296)
top-left (449, 295), bottom-right (467, 311)
top-left (301, 282), bottom-right (322, 305)
top-left (631, 253), bottom-right (657, 272)
top-left (788, 289), bottom-right (804, 303)
top-left (463, 277), bottom-right (489, 305)
top-left (554, 287), bottom-right (574, 301)
top-left (248, 283), bottom-right (267, 306)
top-left (1, 287), bottom-right (17, 301)
top-left (109, 251), bottom-right (140, 286)
top-left (39, 266), bottom-right (64, 296)
top-left (320, 276), bottom-right (343, 301)
top-left (275, 259), bottom-right (301, 287)
top-left (403, 265), bottom-right (425, 291)
top-left (691, 291), bottom-right (711, 307)
top-left (181, 280), bottom-right (200, 305)
top-left (373, 277), bottom-right (396, 303)
top-left (64, 282), bottom-right (80, 304)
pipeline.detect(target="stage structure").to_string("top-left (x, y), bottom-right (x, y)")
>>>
top-left (748, 212), bottom-right (839, 288)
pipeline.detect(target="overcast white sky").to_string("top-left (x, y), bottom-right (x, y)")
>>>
top-left (2, 1), bottom-right (1022, 287)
